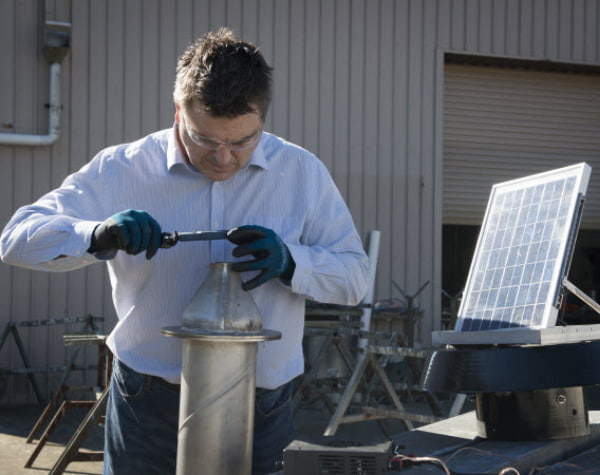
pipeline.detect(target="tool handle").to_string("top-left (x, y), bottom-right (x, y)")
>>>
top-left (159, 230), bottom-right (230, 248)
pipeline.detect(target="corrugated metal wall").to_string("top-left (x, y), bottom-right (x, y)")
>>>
top-left (1, 0), bottom-right (599, 403)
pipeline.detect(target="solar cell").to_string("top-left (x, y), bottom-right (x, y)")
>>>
top-left (455, 163), bottom-right (591, 332)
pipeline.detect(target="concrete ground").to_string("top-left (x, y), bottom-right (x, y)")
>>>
top-left (0, 404), bottom-right (104, 475)
top-left (0, 390), bottom-right (445, 474)
top-left (3, 387), bottom-right (598, 474)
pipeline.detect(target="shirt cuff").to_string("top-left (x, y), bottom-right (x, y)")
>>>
top-left (72, 220), bottom-right (110, 258)
top-left (285, 244), bottom-right (311, 295)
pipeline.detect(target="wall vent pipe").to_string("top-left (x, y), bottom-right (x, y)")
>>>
top-left (0, 21), bottom-right (70, 147)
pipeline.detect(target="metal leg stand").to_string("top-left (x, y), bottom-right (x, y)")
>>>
top-left (324, 345), bottom-right (444, 436)
top-left (0, 322), bottom-right (44, 403)
top-left (293, 326), bottom-right (359, 411)
top-left (324, 350), bottom-right (414, 436)
top-left (449, 393), bottom-right (468, 417)
top-left (25, 333), bottom-right (111, 471)
top-left (48, 386), bottom-right (109, 475)
top-left (24, 399), bottom-right (96, 468)
top-left (324, 351), bottom-right (371, 436)
top-left (26, 386), bottom-right (70, 443)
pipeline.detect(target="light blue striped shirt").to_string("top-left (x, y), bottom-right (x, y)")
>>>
top-left (0, 125), bottom-right (368, 388)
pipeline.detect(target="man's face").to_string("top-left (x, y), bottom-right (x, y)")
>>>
top-left (175, 103), bottom-right (263, 181)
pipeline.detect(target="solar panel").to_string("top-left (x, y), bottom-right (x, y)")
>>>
top-left (455, 163), bottom-right (591, 332)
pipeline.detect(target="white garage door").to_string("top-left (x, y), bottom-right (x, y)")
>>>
top-left (443, 62), bottom-right (600, 229)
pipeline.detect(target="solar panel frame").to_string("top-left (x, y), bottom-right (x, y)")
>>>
top-left (454, 163), bottom-right (591, 333)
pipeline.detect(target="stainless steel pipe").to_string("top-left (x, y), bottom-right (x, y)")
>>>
top-left (162, 262), bottom-right (280, 475)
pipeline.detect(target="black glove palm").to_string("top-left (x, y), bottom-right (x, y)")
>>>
top-left (88, 209), bottom-right (162, 259)
top-left (227, 225), bottom-right (295, 291)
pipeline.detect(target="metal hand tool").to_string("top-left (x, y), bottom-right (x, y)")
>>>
top-left (160, 230), bottom-right (230, 248)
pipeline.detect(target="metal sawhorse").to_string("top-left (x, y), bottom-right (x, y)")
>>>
top-left (323, 342), bottom-right (444, 435)
top-left (0, 315), bottom-right (104, 404)
top-left (25, 332), bottom-right (111, 473)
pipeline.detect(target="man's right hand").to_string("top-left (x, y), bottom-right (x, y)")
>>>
top-left (88, 209), bottom-right (162, 259)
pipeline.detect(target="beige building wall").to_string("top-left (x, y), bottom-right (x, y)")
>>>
top-left (1, 0), bottom-right (599, 402)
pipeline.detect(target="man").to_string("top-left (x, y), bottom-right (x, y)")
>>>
top-left (0, 28), bottom-right (368, 474)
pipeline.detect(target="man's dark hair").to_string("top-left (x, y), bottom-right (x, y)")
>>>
top-left (174, 27), bottom-right (273, 121)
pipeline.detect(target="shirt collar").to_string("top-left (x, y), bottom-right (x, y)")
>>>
top-left (246, 133), bottom-right (268, 171)
top-left (167, 122), bottom-right (190, 172)
top-left (167, 122), bottom-right (269, 174)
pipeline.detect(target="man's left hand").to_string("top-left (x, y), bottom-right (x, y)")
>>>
top-left (227, 225), bottom-right (295, 291)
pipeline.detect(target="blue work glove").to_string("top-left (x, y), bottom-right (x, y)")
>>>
top-left (88, 209), bottom-right (162, 259)
top-left (227, 225), bottom-right (295, 291)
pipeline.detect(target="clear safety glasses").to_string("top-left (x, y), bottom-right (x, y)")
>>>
top-left (183, 115), bottom-right (262, 152)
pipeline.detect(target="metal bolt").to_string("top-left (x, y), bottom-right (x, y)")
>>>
top-left (556, 394), bottom-right (567, 404)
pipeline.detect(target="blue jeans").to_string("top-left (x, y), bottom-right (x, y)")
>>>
top-left (103, 359), bottom-right (295, 475)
